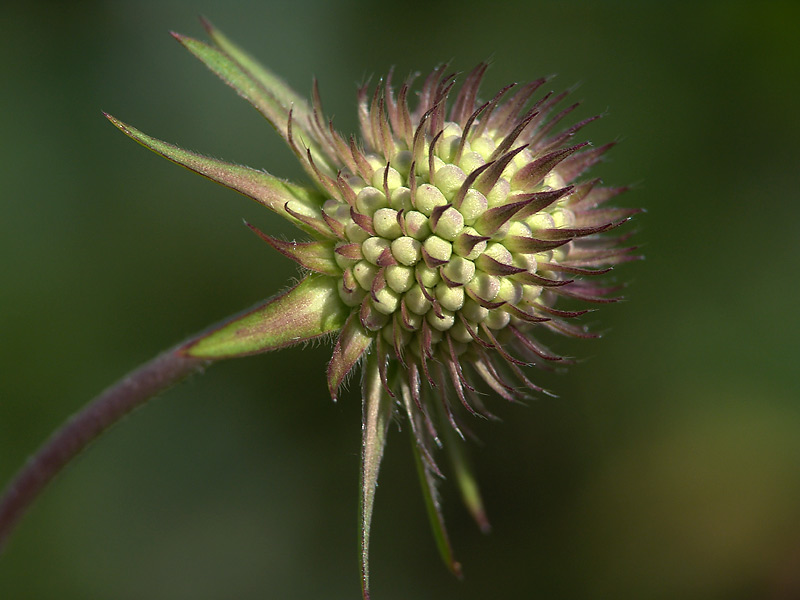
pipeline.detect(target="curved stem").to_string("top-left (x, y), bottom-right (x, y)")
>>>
top-left (0, 345), bottom-right (211, 554)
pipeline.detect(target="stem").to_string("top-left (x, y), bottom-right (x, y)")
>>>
top-left (0, 345), bottom-right (210, 554)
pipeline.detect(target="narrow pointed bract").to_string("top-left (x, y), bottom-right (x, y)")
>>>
top-left (359, 353), bottom-right (394, 600)
top-left (106, 115), bottom-right (326, 233)
top-left (108, 24), bottom-right (640, 599)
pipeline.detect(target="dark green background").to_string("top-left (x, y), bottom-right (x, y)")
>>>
top-left (2, 1), bottom-right (799, 598)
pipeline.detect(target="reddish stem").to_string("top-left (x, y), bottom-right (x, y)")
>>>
top-left (0, 346), bottom-right (209, 553)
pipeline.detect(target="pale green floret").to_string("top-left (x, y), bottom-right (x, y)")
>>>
top-left (433, 164), bottom-right (466, 200)
top-left (470, 136), bottom-right (495, 160)
top-left (323, 198), bottom-right (349, 221)
top-left (345, 221), bottom-right (370, 243)
top-left (371, 165), bottom-right (403, 192)
top-left (390, 187), bottom-right (413, 211)
top-left (361, 302), bottom-right (390, 330)
top-left (522, 284), bottom-right (543, 303)
top-left (366, 155), bottom-right (385, 173)
top-left (337, 278), bottom-right (366, 307)
top-left (432, 206), bottom-right (464, 241)
top-left (353, 260), bottom-right (379, 289)
top-left (534, 249), bottom-right (554, 263)
top-left (459, 189), bottom-right (488, 225)
top-left (403, 310), bottom-right (423, 331)
top-left (427, 307), bottom-right (455, 332)
top-left (356, 186), bottom-right (388, 215)
top-left (373, 208), bottom-right (402, 239)
top-left (436, 282), bottom-right (465, 312)
top-left (484, 307), bottom-right (511, 330)
top-left (537, 268), bottom-right (557, 283)
top-left (537, 289), bottom-right (557, 308)
top-left (461, 297), bottom-right (489, 323)
top-left (551, 207), bottom-right (576, 228)
top-left (346, 175), bottom-right (365, 194)
top-left (441, 122), bottom-right (463, 138)
top-left (454, 226), bottom-right (487, 260)
top-left (527, 212), bottom-right (556, 230)
top-left (382, 322), bottom-right (411, 346)
top-left (415, 184), bottom-right (448, 216)
top-left (493, 219), bottom-right (512, 239)
top-left (391, 236), bottom-right (422, 266)
top-left (416, 155), bottom-right (445, 180)
top-left (552, 245), bottom-right (570, 262)
top-left (467, 272), bottom-right (500, 302)
top-left (423, 235), bottom-right (452, 263)
top-left (451, 340), bottom-right (469, 356)
top-left (372, 287), bottom-right (401, 315)
top-left (459, 150), bottom-right (485, 176)
top-left (449, 320), bottom-right (474, 344)
top-left (385, 265), bottom-right (415, 293)
top-left (362, 236), bottom-right (391, 264)
top-left (285, 200), bottom-right (319, 220)
top-left (428, 326), bottom-right (444, 346)
top-left (408, 341), bottom-right (423, 358)
top-left (403, 210), bottom-right (431, 240)
top-left (405, 284), bottom-right (432, 315)
top-left (334, 252), bottom-right (350, 271)
top-left (497, 278), bottom-right (523, 304)
top-left (391, 150), bottom-right (413, 176)
top-left (439, 135), bottom-right (462, 164)
top-left (542, 170), bottom-right (566, 190)
top-left (334, 243), bottom-right (360, 270)
top-left (506, 221), bottom-right (532, 238)
top-left (512, 252), bottom-right (539, 272)
top-left (510, 147), bottom-right (533, 172)
top-left (484, 242), bottom-right (514, 265)
top-left (486, 178), bottom-right (511, 206)
top-left (442, 255), bottom-right (475, 284)
top-left (416, 263), bottom-right (440, 287)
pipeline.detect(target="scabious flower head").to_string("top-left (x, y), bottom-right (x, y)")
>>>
top-left (107, 19), bottom-right (640, 598)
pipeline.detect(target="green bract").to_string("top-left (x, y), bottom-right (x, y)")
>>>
top-left (108, 19), bottom-right (640, 599)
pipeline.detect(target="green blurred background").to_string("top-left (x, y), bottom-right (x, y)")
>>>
top-left (2, 1), bottom-right (799, 598)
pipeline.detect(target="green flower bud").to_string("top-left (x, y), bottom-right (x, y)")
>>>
top-left (356, 186), bottom-right (388, 215)
top-left (391, 236), bottom-right (422, 266)
top-left (423, 235), bottom-right (452, 263)
top-left (415, 183), bottom-right (447, 216)
top-left (373, 208), bottom-right (401, 239)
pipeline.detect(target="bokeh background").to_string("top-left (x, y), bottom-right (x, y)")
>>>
top-left (2, 1), bottom-right (799, 598)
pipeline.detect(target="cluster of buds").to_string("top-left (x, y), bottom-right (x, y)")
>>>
top-left (316, 66), bottom-right (633, 409)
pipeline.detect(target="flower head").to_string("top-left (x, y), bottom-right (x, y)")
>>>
top-left (107, 20), bottom-right (640, 598)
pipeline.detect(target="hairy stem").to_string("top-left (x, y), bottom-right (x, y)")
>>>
top-left (0, 345), bottom-right (211, 553)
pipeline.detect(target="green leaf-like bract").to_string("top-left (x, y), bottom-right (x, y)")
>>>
top-left (200, 17), bottom-right (316, 128)
top-left (327, 313), bottom-right (374, 400)
top-left (410, 435), bottom-right (462, 578)
top-left (359, 353), bottom-right (392, 600)
top-left (105, 114), bottom-right (325, 235)
top-left (184, 275), bottom-right (347, 359)
top-left (172, 32), bottom-right (334, 174)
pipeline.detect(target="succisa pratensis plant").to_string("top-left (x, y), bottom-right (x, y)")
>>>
top-left (0, 18), bottom-right (641, 599)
